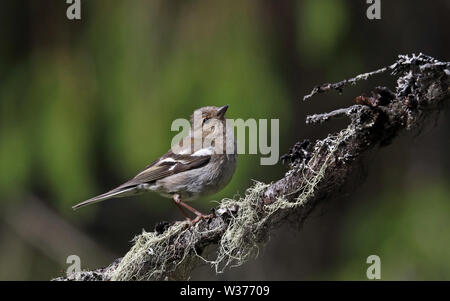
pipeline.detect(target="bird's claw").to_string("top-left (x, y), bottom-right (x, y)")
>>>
top-left (186, 213), bottom-right (213, 226)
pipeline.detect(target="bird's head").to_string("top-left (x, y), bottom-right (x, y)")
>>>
top-left (170, 105), bottom-right (232, 155)
top-left (190, 105), bottom-right (229, 133)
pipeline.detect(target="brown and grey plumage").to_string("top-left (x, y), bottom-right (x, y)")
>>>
top-left (72, 105), bottom-right (237, 223)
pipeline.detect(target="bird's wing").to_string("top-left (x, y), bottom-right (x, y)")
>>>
top-left (72, 137), bottom-right (213, 210)
top-left (117, 150), bottom-right (211, 189)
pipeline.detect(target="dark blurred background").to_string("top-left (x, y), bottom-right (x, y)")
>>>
top-left (0, 0), bottom-right (449, 280)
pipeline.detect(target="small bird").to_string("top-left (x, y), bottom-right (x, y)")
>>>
top-left (72, 105), bottom-right (237, 224)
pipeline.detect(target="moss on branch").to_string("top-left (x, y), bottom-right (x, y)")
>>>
top-left (54, 53), bottom-right (450, 281)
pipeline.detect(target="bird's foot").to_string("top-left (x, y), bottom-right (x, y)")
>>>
top-left (188, 213), bottom-right (213, 226)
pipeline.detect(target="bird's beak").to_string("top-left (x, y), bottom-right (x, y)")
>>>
top-left (216, 105), bottom-right (229, 118)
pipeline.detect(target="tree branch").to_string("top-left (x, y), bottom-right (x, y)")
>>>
top-left (54, 53), bottom-right (449, 281)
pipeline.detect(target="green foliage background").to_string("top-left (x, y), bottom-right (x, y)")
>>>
top-left (0, 0), bottom-right (449, 280)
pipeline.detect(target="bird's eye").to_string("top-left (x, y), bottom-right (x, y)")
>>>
top-left (203, 117), bottom-right (211, 125)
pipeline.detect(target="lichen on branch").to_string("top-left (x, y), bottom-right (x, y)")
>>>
top-left (54, 53), bottom-right (449, 281)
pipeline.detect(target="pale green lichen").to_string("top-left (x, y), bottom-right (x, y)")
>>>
top-left (112, 221), bottom-right (191, 280)
top-left (210, 181), bottom-right (270, 273)
top-left (108, 128), bottom-right (351, 280)
top-left (206, 128), bottom-right (351, 272)
top-left (54, 54), bottom-right (449, 282)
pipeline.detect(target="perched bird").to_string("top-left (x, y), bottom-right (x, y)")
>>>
top-left (72, 105), bottom-right (237, 224)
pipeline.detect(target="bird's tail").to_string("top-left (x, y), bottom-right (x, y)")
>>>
top-left (72, 186), bottom-right (137, 210)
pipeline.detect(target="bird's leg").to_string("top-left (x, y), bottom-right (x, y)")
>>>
top-left (173, 194), bottom-right (205, 217)
top-left (172, 194), bottom-right (212, 225)
top-left (172, 194), bottom-right (192, 222)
